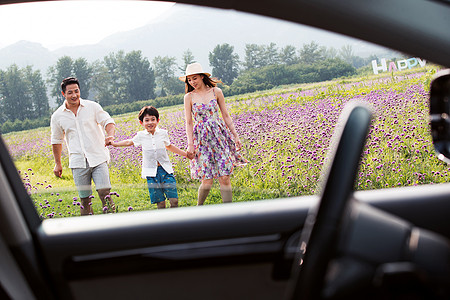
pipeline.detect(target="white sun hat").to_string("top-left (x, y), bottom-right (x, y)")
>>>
top-left (179, 63), bottom-right (211, 81)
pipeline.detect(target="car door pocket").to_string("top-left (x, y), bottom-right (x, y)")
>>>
top-left (66, 234), bottom-right (283, 279)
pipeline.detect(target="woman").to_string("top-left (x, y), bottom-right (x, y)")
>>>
top-left (181, 63), bottom-right (247, 205)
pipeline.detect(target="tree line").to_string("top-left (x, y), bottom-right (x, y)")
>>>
top-left (0, 41), bottom-right (375, 134)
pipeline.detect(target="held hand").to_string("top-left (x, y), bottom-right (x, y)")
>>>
top-left (53, 164), bottom-right (62, 178)
top-left (186, 151), bottom-right (195, 160)
top-left (235, 138), bottom-right (242, 151)
top-left (105, 136), bottom-right (114, 146)
top-left (186, 144), bottom-right (195, 160)
top-left (187, 144), bottom-right (195, 154)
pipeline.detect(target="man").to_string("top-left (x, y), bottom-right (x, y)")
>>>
top-left (51, 77), bottom-right (116, 215)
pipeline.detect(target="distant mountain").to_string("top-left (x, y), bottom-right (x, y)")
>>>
top-left (0, 3), bottom-right (391, 75)
top-left (0, 40), bottom-right (57, 71)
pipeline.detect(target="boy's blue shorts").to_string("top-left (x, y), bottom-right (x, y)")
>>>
top-left (146, 166), bottom-right (178, 204)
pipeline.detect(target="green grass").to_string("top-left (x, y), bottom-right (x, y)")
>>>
top-left (6, 67), bottom-right (450, 219)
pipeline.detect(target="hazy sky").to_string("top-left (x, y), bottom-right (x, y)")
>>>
top-left (0, 1), bottom-right (175, 50)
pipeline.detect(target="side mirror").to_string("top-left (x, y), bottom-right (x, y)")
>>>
top-left (430, 69), bottom-right (450, 164)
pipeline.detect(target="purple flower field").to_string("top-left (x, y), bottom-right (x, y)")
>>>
top-left (4, 70), bottom-right (450, 218)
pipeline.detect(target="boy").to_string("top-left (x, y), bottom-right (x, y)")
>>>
top-left (112, 106), bottom-right (191, 209)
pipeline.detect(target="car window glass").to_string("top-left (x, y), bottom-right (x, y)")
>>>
top-left (0, 1), bottom-right (446, 220)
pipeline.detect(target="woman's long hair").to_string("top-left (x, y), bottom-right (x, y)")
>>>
top-left (185, 74), bottom-right (220, 93)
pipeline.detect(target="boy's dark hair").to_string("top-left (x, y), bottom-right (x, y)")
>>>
top-left (138, 106), bottom-right (159, 122)
top-left (61, 77), bottom-right (80, 93)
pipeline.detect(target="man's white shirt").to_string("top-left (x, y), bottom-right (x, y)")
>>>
top-left (51, 99), bottom-right (115, 168)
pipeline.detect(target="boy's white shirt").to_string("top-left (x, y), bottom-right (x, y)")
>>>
top-left (132, 127), bottom-right (174, 178)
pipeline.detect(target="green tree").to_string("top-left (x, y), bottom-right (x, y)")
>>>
top-left (91, 60), bottom-right (112, 106)
top-left (0, 70), bottom-right (6, 123)
top-left (73, 57), bottom-right (93, 99)
top-left (1, 120), bottom-right (13, 134)
top-left (47, 56), bottom-right (94, 103)
top-left (243, 44), bottom-right (266, 70)
top-left (180, 49), bottom-right (196, 73)
top-left (120, 50), bottom-right (155, 102)
top-left (0, 65), bottom-right (31, 121)
top-left (24, 66), bottom-right (49, 119)
top-left (323, 46), bottom-right (339, 59)
top-left (265, 42), bottom-right (280, 66)
top-left (209, 43), bottom-right (240, 85)
top-left (339, 44), bottom-right (355, 65)
top-left (153, 56), bottom-right (180, 95)
top-left (299, 41), bottom-right (324, 65)
top-left (338, 44), bottom-right (369, 68)
top-left (279, 45), bottom-right (299, 65)
top-left (226, 58), bottom-right (355, 96)
top-left (92, 51), bottom-right (126, 106)
top-left (93, 50), bottom-right (156, 105)
top-left (93, 50), bottom-right (126, 105)
top-left (162, 77), bottom-right (185, 96)
top-left (47, 56), bottom-right (74, 103)
top-left (243, 43), bottom-right (281, 70)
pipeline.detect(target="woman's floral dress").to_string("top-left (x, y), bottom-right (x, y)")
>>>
top-left (190, 89), bottom-right (247, 180)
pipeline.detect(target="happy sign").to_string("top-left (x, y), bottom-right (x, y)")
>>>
top-left (372, 58), bottom-right (426, 74)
